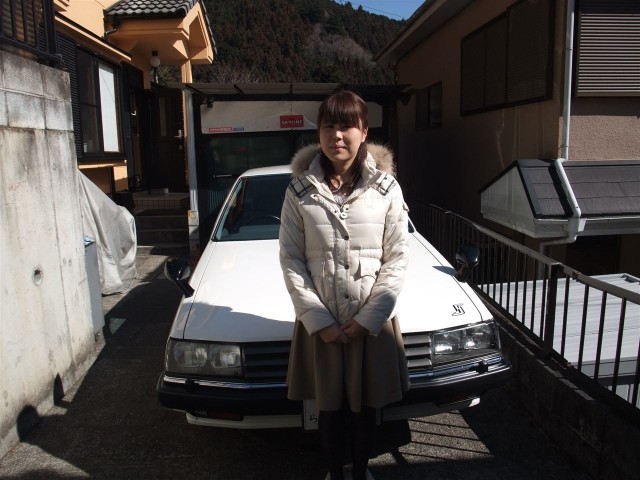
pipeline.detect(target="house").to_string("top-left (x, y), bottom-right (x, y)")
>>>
top-left (0, 0), bottom-right (214, 457)
top-left (54, 0), bottom-right (216, 196)
top-left (376, 0), bottom-right (640, 277)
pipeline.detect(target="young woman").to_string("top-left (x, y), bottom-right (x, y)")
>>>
top-left (279, 91), bottom-right (409, 480)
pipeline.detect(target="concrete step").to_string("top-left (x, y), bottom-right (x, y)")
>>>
top-left (137, 228), bottom-right (189, 245)
top-left (135, 213), bottom-right (187, 230)
top-left (134, 208), bottom-right (189, 253)
top-left (133, 193), bottom-right (189, 211)
top-left (137, 244), bottom-right (190, 257)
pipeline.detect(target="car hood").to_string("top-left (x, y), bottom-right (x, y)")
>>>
top-left (182, 240), bottom-right (295, 342)
top-left (176, 235), bottom-right (490, 342)
top-left (398, 234), bottom-right (490, 333)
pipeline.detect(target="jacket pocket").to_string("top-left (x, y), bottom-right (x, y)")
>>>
top-left (355, 257), bottom-right (381, 305)
top-left (357, 257), bottom-right (381, 278)
top-left (307, 259), bottom-right (327, 300)
top-left (307, 259), bottom-right (324, 277)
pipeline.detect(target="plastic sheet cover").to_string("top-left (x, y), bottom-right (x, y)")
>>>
top-left (79, 172), bottom-right (137, 295)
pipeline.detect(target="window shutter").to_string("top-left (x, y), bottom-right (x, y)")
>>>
top-left (416, 88), bottom-right (429, 130)
top-left (576, 0), bottom-right (640, 96)
top-left (484, 16), bottom-right (508, 108)
top-left (506, 0), bottom-right (553, 103)
top-left (57, 33), bottom-right (83, 159)
top-left (460, 0), bottom-right (553, 115)
top-left (460, 31), bottom-right (486, 113)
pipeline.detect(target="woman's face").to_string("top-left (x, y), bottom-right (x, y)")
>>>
top-left (319, 119), bottom-right (368, 170)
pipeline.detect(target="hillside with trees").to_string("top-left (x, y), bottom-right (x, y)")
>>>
top-left (188, 0), bottom-right (403, 84)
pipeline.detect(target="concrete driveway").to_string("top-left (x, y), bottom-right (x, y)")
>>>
top-left (0, 252), bottom-right (592, 479)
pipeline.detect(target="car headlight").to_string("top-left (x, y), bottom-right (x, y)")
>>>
top-left (432, 321), bottom-right (500, 365)
top-left (166, 340), bottom-right (243, 376)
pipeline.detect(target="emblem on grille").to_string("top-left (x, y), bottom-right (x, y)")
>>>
top-left (452, 304), bottom-right (465, 316)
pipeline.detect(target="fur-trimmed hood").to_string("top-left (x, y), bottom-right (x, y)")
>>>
top-left (290, 143), bottom-right (395, 178)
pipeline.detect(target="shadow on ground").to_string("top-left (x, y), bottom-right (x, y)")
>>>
top-left (0, 263), bottom-right (592, 479)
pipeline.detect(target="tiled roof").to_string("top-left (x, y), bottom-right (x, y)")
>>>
top-left (517, 159), bottom-right (640, 218)
top-left (565, 161), bottom-right (640, 216)
top-left (105, 0), bottom-right (197, 18)
top-left (105, 0), bottom-right (215, 53)
top-left (518, 159), bottom-right (572, 217)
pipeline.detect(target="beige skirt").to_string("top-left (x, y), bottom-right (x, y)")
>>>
top-left (286, 316), bottom-right (410, 412)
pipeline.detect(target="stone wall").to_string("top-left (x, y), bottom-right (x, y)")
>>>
top-left (0, 51), bottom-right (102, 457)
top-left (497, 315), bottom-right (640, 480)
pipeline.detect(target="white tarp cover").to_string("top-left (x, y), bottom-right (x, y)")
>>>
top-left (79, 172), bottom-right (137, 295)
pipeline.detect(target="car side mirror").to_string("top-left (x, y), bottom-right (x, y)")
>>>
top-left (455, 244), bottom-right (479, 283)
top-left (165, 258), bottom-right (194, 298)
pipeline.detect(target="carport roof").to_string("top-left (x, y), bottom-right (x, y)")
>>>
top-left (184, 82), bottom-right (406, 98)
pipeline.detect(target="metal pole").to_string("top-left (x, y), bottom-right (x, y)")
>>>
top-left (542, 263), bottom-right (561, 357)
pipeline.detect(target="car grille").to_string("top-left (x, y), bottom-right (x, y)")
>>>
top-left (243, 341), bottom-right (291, 381)
top-left (402, 332), bottom-right (433, 371)
top-left (242, 333), bottom-right (433, 382)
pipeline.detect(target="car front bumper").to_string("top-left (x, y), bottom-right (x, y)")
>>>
top-left (157, 355), bottom-right (512, 429)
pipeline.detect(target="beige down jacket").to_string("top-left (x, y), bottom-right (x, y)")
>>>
top-left (279, 143), bottom-right (410, 412)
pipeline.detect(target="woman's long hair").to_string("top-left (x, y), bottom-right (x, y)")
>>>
top-left (317, 91), bottom-right (369, 196)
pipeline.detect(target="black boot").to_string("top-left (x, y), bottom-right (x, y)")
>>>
top-left (319, 409), bottom-right (346, 480)
top-left (348, 407), bottom-right (376, 480)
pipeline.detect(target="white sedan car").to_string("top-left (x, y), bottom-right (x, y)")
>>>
top-left (158, 166), bottom-right (511, 429)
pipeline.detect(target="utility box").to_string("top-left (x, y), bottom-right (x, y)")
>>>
top-left (84, 237), bottom-right (105, 337)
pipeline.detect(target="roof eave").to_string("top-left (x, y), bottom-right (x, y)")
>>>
top-left (375, 0), bottom-right (474, 66)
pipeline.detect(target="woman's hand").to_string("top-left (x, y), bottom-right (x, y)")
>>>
top-left (341, 319), bottom-right (369, 338)
top-left (318, 323), bottom-right (350, 344)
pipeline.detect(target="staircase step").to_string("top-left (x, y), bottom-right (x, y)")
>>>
top-left (133, 194), bottom-right (189, 211)
top-left (135, 214), bottom-right (187, 230)
top-left (138, 244), bottom-right (190, 257)
top-left (137, 228), bottom-right (189, 245)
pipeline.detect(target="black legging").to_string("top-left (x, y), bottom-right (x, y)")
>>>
top-left (319, 407), bottom-right (376, 480)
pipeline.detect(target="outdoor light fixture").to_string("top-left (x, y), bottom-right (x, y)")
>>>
top-left (150, 51), bottom-right (161, 68)
top-left (150, 51), bottom-right (160, 83)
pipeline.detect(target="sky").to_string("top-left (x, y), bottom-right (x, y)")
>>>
top-left (336, 0), bottom-right (426, 20)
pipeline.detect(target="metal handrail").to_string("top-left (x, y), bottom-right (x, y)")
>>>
top-left (408, 200), bottom-right (640, 411)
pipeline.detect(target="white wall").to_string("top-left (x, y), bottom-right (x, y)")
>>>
top-left (0, 51), bottom-right (101, 457)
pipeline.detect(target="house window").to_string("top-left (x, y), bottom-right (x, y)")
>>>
top-left (428, 83), bottom-right (442, 128)
top-left (1, 0), bottom-right (41, 47)
top-left (77, 50), bottom-right (122, 157)
top-left (460, 0), bottom-right (554, 114)
top-left (576, 0), bottom-right (640, 96)
top-left (416, 82), bottom-right (443, 129)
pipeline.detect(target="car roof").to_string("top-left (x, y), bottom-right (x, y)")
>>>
top-left (241, 165), bottom-right (291, 177)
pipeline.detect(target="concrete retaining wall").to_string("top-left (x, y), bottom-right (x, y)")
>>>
top-left (497, 315), bottom-right (640, 480)
top-left (0, 51), bottom-right (102, 458)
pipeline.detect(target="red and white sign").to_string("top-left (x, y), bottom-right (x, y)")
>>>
top-left (280, 115), bottom-right (304, 129)
top-left (201, 100), bottom-right (382, 134)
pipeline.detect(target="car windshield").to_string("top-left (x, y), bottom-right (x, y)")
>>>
top-left (213, 173), bottom-right (291, 241)
top-left (212, 172), bottom-right (416, 242)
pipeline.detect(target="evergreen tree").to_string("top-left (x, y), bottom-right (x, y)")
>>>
top-left (194, 0), bottom-right (402, 84)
